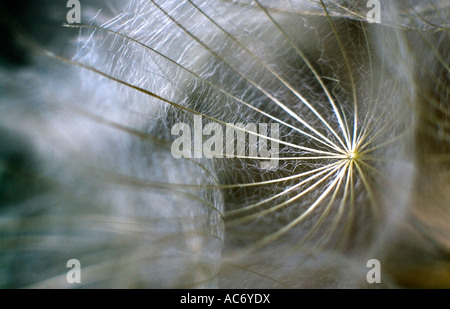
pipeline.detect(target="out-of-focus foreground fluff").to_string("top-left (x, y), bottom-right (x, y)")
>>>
top-left (0, 0), bottom-right (448, 288)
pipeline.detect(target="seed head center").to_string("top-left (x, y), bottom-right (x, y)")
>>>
top-left (348, 150), bottom-right (358, 160)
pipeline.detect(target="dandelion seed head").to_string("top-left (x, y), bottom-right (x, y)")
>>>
top-left (0, 0), bottom-right (448, 288)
